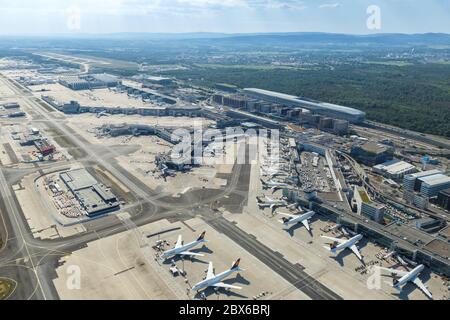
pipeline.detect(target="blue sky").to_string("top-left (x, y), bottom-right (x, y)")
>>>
top-left (0, 0), bottom-right (448, 35)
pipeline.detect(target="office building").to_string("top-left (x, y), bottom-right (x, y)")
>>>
top-left (350, 142), bottom-right (394, 166)
top-left (353, 186), bottom-right (385, 224)
top-left (403, 169), bottom-right (442, 192)
top-left (420, 174), bottom-right (450, 198)
top-left (437, 189), bottom-right (450, 211)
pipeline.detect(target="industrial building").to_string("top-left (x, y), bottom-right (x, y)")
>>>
top-left (34, 139), bottom-right (56, 156)
top-left (142, 76), bottom-right (173, 86)
top-left (350, 142), bottom-right (394, 166)
top-left (59, 74), bottom-right (121, 91)
top-left (18, 132), bottom-right (56, 157)
top-left (2, 102), bottom-right (20, 109)
top-left (373, 159), bottom-right (417, 180)
top-left (59, 169), bottom-right (120, 217)
top-left (243, 88), bottom-right (366, 123)
top-left (7, 111), bottom-right (26, 118)
top-left (42, 95), bottom-right (202, 118)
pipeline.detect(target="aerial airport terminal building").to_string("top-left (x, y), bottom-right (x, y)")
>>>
top-left (242, 88), bottom-right (366, 123)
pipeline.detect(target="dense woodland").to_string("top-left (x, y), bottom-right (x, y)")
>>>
top-left (164, 63), bottom-right (450, 138)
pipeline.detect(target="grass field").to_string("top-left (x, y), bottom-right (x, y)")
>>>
top-left (35, 99), bottom-right (56, 113)
top-left (0, 278), bottom-right (16, 300)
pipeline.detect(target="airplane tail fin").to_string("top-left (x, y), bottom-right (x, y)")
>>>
top-left (329, 241), bottom-right (338, 250)
top-left (197, 231), bottom-right (206, 242)
top-left (281, 217), bottom-right (290, 224)
top-left (231, 258), bottom-right (242, 270)
top-left (323, 242), bottom-right (338, 252)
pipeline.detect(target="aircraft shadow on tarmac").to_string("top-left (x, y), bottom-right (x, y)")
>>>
top-left (328, 238), bottom-right (368, 267)
top-left (161, 248), bottom-right (214, 266)
top-left (386, 268), bottom-right (433, 300)
top-left (283, 214), bottom-right (320, 237)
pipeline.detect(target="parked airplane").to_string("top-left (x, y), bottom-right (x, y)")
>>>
top-left (191, 259), bottom-right (244, 292)
top-left (257, 197), bottom-right (288, 212)
top-left (261, 179), bottom-right (289, 191)
top-left (378, 264), bottom-right (432, 299)
top-left (279, 210), bottom-right (315, 232)
top-left (161, 231), bottom-right (207, 260)
top-left (96, 111), bottom-right (109, 118)
top-left (321, 234), bottom-right (364, 262)
top-left (260, 167), bottom-right (287, 177)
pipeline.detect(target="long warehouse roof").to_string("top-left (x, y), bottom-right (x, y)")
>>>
top-left (420, 174), bottom-right (450, 186)
top-left (244, 88), bottom-right (366, 117)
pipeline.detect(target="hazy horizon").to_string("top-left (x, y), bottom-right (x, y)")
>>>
top-left (0, 0), bottom-right (448, 35)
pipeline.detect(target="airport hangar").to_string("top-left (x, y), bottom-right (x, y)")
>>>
top-left (243, 88), bottom-right (366, 124)
top-left (60, 169), bottom-right (120, 217)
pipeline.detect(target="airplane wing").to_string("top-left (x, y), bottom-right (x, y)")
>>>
top-left (179, 251), bottom-right (204, 257)
top-left (350, 245), bottom-right (363, 261)
top-left (301, 219), bottom-right (310, 231)
top-left (412, 277), bottom-right (433, 299)
top-left (278, 212), bottom-right (296, 218)
top-left (175, 235), bottom-right (183, 248)
top-left (206, 262), bottom-right (215, 280)
top-left (321, 235), bottom-right (346, 244)
top-left (212, 282), bottom-right (242, 290)
top-left (270, 205), bottom-right (276, 214)
top-left (378, 267), bottom-right (409, 277)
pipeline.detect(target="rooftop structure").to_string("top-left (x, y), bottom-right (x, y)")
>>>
top-left (3, 102), bottom-right (20, 109)
top-left (243, 88), bottom-right (366, 123)
top-left (350, 142), bottom-right (394, 166)
top-left (59, 169), bottom-right (120, 217)
top-left (143, 76), bottom-right (173, 86)
top-left (225, 108), bottom-right (283, 129)
top-left (373, 159), bottom-right (417, 180)
top-left (59, 73), bottom-right (121, 91)
top-left (420, 174), bottom-right (450, 198)
top-left (353, 186), bottom-right (385, 223)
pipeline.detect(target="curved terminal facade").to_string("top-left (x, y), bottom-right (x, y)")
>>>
top-left (243, 88), bottom-right (366, 123)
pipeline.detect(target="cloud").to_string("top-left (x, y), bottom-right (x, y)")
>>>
top-left (318, 2), bottom-right (341, 9)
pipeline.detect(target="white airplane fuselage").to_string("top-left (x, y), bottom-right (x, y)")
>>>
top-left (394, 264), bottom-right (425, 289)
top-left (192, 268), bottom-right (239, 292)
top-left (263, 181), bottom-right (288, 189)
top-left (258, 200), bottom-right (286, 208)
top-left (161, 239), bottom-right (206, 259)
top-left (331, 234), bottom-right (363, 254)
top-left (283, 211), bottom-right (314, 227)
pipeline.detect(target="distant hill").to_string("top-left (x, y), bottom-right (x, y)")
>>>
top-left (4, 32), bottom-right (449, 46)
top-left (88, 32), bottom-right (450, 46)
